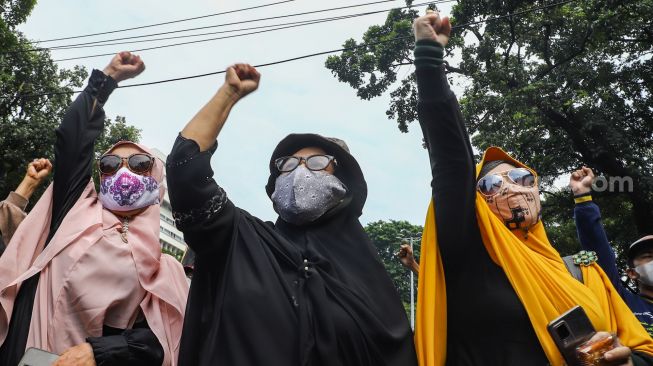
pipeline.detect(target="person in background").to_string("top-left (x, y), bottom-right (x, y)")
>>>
top-left (181, 247), bottom-right (195, 284)
top-left (0, 158), bottom-right (52, 254)
top-left (398, 242), bottom-right (419, 275)
top-left (571, 166), bottom-right (653, 336)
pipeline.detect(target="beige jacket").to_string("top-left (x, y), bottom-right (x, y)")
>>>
top-left (0, 192), bottom-right (28, 246)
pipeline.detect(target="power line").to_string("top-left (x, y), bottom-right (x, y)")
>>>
top-left (46, 1), bottom-right (431, 52)
top-left (32, 0), bottom-right (297, 44)
top-left (24, 0), bottom-right (403, 50)
top-left (48, 17), bottom-right (350, 51)
top-left (46, 1), bottom-right (424, 52)
top-left (49, 1), bottom-right (444, 62)
top-left (3, 0), bottom-right (575, 99)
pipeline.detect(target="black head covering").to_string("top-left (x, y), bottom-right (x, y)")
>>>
top-left (177, 133), bottom-right (417, 366)
top-left (266, 133), bottom-right (367, 217)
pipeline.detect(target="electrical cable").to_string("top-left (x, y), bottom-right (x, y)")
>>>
top-left (1, 0), bottom-right (576, 99)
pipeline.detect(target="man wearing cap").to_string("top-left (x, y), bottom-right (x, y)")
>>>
top-left (571, 167), bottom-right (653, 336)
top-left (165, 64), bottom-right (417, 366)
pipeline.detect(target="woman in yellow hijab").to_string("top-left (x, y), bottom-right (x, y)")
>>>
top-left (412, 10), bottom-right (653, 366)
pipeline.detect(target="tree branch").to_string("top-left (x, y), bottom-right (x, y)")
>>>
top-left (534, 26), bottom-right (593, 81)
top-left (542, 23), bottom-right (553, 68)
top-left (504, 16), bottom-right (516, 66)
top-left (465, 25), bottom-right (484, 42)
top-left (444, 62), bottom-right (470, 76)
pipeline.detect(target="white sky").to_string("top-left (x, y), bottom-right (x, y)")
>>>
top-left (19, 0), bottom-right (458, 225)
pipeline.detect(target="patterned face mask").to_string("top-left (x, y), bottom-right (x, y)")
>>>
top-left (99, 167), bottom-right (160, 212)
top-left (483, 182), bottom-right (541, 230)
top-left (271, 165), bottom-right (347, 226)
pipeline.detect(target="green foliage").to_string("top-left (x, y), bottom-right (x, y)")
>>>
top-left (325, 7), bottom-right (420, 132)
top-left (327, 0), bottom-right (653, 261)
top-left (364, 219), bottom-right (422, 309)
top-left (0, 1), bottom-right (141, 205)
top-left (162, 247), bottom-right (183, 262)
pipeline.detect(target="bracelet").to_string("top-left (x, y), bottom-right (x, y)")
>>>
top-left (574, 194), bottom-right (593, 204)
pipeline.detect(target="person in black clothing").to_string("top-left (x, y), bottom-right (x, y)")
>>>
top-left (0, 52), bottom-right (187, 366)
top-left (166, 64), bottom-right (417, 366)
top-left (412, 10), bottom-right (653, 366)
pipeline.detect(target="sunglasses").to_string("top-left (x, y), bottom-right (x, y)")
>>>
top-left (275, 154), bottom-right (337, 173)
top-left (98, 153), bottom-right (155, 175)
top-left (477, 167), bottom-right (536, 196)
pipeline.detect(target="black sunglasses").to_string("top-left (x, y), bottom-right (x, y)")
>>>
top-left (98, 153), bottom-right (155, 175)
top-left (274, 154), bottom-right (337, 173)
top-left (477, 167), bottom-right (536, 196)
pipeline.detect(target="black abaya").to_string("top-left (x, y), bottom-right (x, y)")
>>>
top-left (167, 135), bottom-right (417, 366)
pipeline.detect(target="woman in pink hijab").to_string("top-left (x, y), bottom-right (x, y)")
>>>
top-left (0, 52), bottom-right (188, 366)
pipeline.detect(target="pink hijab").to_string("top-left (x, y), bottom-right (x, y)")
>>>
top-left (0, 141), bottom-right (188, 365)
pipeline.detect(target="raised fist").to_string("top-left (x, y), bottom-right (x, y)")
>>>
top-left (569, 166), bottom-right (595, 195)
top-left (15, 158), bottom-right (52, 200)
top-left (223, 63), bottom-right (260, 101)
top-left (397, 243), bottom-right (416, 269)
top-left (103, 51), bottom-right (146, 83)
top-left (413, 10), bottom-right (452, 46)
top-left (26, 158), bottom-right (52, 183)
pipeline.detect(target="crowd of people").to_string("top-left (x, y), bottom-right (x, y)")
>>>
top-left (0, 9), bottom-right (650, 366)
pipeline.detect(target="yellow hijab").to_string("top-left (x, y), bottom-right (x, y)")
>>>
top-left (414, 146), bottom-right (653, 366)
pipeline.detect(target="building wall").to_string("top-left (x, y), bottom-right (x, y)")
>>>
top-left (152, 148), bottom-right (187, 261)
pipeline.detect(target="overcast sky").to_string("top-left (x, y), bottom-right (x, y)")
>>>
top-left (18, 0), bottom-right (458, 226)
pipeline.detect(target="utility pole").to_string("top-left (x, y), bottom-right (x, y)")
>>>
top-left (398, 229), bottom-right (420, 331)
top-left (409, 236), bottom-right (415, 330)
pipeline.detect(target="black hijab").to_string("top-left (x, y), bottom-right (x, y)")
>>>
top-left (178, 134), bottom-right (417, 366)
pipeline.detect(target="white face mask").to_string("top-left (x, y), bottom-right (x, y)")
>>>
top-left (635, 261), bottom-right (653, 286)
top-left (99, 167), bottom-right (160, 212)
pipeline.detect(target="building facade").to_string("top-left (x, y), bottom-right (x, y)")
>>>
top-left (152, 148), bottom-right (187, 261)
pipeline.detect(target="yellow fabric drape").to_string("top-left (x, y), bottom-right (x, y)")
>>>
top-left (414, 146), bottom-right (653, 366)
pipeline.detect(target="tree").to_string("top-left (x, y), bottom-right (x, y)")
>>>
top-left (364, 220), bottom-right (422, 310)
top-left (326, 0), bottom-right (653, 261)
top-left (0, 0), bottom-right (141, 205)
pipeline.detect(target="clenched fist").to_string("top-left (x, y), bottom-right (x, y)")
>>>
top-left (397, 243), bottom-right (420, 275)
top-left (26, 158), bottom-right (52, 183)
top-left (223, 63), bottom-right (261, 101)
top-left (569, 166), bottom-right (595, 196)
top-left (413, 9), bottom-right (452, 46)
top-left (103, 51), bottom-right (146, 83)
top-left (15, 158), bottom-right (52, 200)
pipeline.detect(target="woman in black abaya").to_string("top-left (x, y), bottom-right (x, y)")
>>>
top-left (167, 64), bottom-right (418, 366)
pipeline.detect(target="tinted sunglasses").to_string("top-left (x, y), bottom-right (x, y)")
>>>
top-left (275, 154), bottom-right (337, 173)
top-left (477, 167), bottom-right (536, 196)
top-left (98, 153), bottom-right (155, 175)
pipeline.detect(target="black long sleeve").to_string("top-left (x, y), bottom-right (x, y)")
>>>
top-left (414, 40), bottom-right (550, 365)
top-left (51, 69), bottom-right (116, 235)
top-left (87, 322), bottom-right (164, 366)
top-left (414, 39), bottom-right (483, 271)
top-left (166, 134), bottom-right (237, 256)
